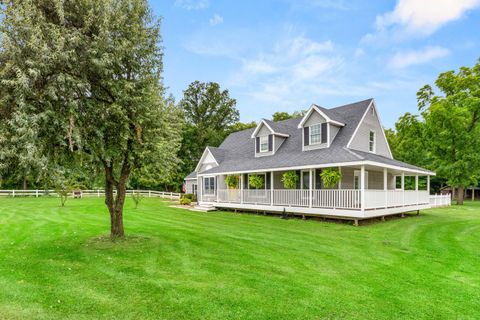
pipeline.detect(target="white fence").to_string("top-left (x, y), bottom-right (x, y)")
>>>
top-left (212, 189), bottom-right (451, 210)
top-left (0, 189), bottom-right (181, 200)
top-left (429, 194), bottom-right (451, 208)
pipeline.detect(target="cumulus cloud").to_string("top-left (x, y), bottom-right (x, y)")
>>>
top-left (390, 46), bottom-right (450, 68)
top-left (175, 0), bottom-right (209, 10)
top-left (364, 0), bottom-right (480, 42)
top-left (209, 14), bottom-right (224, 26)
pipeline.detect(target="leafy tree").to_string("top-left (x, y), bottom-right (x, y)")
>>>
top-left (0, 0), bottom-right (181, 237)
top-left (177, 81), bottom-right (239, 186)
top-left (228, 121), bottom-right (257, 133)
top-left (272, 110), bottom-right (306, 122)
top-left (249, 175), bottom-right (265, 189)
top-left (417, 60), bottom-right (480, 205)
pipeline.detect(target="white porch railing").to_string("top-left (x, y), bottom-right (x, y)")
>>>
top-left (211, 189), bottom-right (444, 211)
top-left (364, 190), bottom-right (429, 210)
top-left (243, 189), bottom-right (271, 205)
top-left (429, 194), bottom-right (451, 207)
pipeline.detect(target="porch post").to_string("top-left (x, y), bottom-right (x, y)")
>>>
top-left (216, 175), bottom-right (220, 203)
top-left (427, 176), bottom-right (430, 195)
top-left (401, 172), bottom-right (405, 206)
top-left (360, 165), bottom-right (365, 212)
top-left (240, 174), bottom-right (244, 204)
top-left (415, 175), bottom-right (419, 205)
top-left (270, 171), bottom-right (274, 206)
top-left (383, 168), bottom-right (388, 208)
top-left (338, 167), bottom-right (342, 189)
top-left (309, 169), bottom-right (313, 208)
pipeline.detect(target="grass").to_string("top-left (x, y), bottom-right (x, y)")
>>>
top-left (0, 197), bottom-right (479, 319)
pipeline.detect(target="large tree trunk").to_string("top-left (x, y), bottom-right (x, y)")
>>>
top-left (104, 158), bottom-right (130, 239)
top-left (457, 186), bottom-right (464, 205)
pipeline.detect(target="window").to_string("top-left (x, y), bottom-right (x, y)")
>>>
top-left (369, 130), bottom-right (376, 152)
top-left (395, 176), bottom-right (402, 189)
top-left (310, 123), bottom-right (322, 145)
top-left (259, 136), bottom-right (269, 152)
top-left (204, 177), bottom-right (215, 195)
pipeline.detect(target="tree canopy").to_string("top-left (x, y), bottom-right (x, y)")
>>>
top-left (0, 0), bottom-right (182, 237)
top-left (176, 81), bottom-right (239, 187)
top-left (272, 110), bottom-right (306, 122)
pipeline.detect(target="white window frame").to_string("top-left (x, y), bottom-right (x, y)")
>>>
top-left (310, 123), bottom-right (322, 145)
top-left (203, 176), bottom-right (215, 195)
top-left (248, 173), bottom-right (267, 190)
top-left (369, 130), bottom-right (376, 153)
top-left (259, 135), bottom-right (269, 153)
top-left (300, 170), bottom-right (310, 190)
top-left (394, 175), bottom-right (403, 190)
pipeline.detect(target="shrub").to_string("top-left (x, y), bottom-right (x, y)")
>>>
top-left (249, 174), bottom-right (264, 189)
top-left (281, 171), bottom-right (298, 189)
top-left (131, 192), bottom-right (144, 209)
top-left (180, 197), bottom-right (192, 205)
top-left (183, 193), bottom-right (194, 200)
top-left (320, 168), bottom-right (342, 189)
top-left (225, 175), bottom-right (239, 189)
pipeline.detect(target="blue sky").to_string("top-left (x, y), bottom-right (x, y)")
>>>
top-left (151, 0), bottom-right (480, 128)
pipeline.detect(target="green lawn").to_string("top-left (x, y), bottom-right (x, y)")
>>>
top-left (0, 197), bottom-right (479, 319)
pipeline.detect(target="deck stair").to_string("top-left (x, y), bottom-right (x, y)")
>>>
top-left (191, 204), bottom-right (217, 212)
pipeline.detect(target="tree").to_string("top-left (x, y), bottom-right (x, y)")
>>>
top-left (0, 0), bottom-right (181, 237)
top-left (228, 121), bottom-right (257, 133)
top-left (417, 60), bottom-right (480, 205)
top-left (177, 81), bottom-right (239, 186)
top-left (272, 110), bottom-right (306, 122)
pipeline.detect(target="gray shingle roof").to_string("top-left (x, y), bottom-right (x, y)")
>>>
top-left (186, 98), bottom-right (433, 178)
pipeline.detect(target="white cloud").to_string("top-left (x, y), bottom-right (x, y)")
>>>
top-left (389, 46), bottom-right (450, 68)
top-left (364, 0), bottom-right (480, 42)
top-left (175, 0), bottom-right (209, 10)
top-left (209, 14), bottom-right (224, 26)
top-left (228, 36), bottom-right (344, 109)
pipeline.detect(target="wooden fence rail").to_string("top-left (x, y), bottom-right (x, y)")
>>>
top-left (0, 189), bottom-right (181, 200)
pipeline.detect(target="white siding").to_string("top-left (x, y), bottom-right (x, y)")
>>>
top-left (349, 105), bottom-right (392, 158)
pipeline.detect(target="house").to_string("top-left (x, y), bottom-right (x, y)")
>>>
top-left (184, 98), bottom-right (437, 222)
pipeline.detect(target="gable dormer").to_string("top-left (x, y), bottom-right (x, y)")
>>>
top-left (298, 104), bottom-right (345, 151)
top-left (251, 119), bottom-right (289, 157)
top-left (195, 147), bottom-right (222, 173)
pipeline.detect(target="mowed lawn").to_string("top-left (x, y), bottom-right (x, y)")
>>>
top-left (0, 198), bottom-right (479, 319)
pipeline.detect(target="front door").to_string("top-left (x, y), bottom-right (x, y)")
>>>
top-left (354, 170), bottom-right (368, 189)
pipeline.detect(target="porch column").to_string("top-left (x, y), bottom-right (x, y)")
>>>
top-left (415, 175), bottom-right (419, 205)
top-left (401, 172), bottom-right (405, 206)
top-left (240, 174), bottom-right (244, 204)
top-left (360, 165), bottom-right (365, 212)
top-left (383, 168), bottom-right (388, 208)
top-left (216, 176), bottom-right (220, 203)
top-left (338, 167), bottom-right (342, 189)
top-left (427, 176), bottom-right (430, 195)
top-left (270, 171), bottom-right (274, 206)
top-left (198, 177), bottom-right (202, 203)
top-left (309, 169), bottom-right (313, 208)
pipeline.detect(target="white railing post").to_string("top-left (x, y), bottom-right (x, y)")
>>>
top-left (427, 176), bottom-right (430, 195)
top-left (36, 189), bottom-right (39, 198)
top-left (361, 165), bottom-right (365, 213)
top-left (12, 190), bottom-right (15, 197)
top-left (149, 190), bottom-right (151, 198)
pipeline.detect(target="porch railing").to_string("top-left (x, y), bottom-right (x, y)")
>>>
top-left (211, 189), bottom-right (435, 211)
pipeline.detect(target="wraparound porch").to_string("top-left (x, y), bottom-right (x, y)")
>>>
top-left (197, 163), bottom-right (435, 219)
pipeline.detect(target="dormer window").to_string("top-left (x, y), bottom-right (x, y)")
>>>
top-left (310, 123), bottom-right (322, 145)
top-left (369, 130), bottom-right (376, 152)
top-left (259, 136), bottom-right (269, 152)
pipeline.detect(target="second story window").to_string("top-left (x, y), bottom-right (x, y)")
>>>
top-left (310, 123), bottom-right (322, 144)
top-left (369, 130), bottom-right (376, 152)
top-left (260, 135), bottom-right (269, 152)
